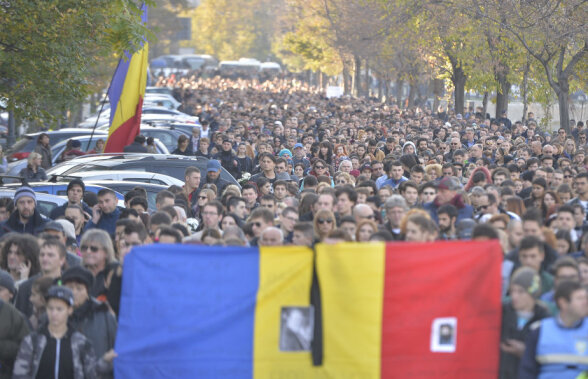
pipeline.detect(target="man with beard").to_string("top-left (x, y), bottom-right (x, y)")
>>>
top-left (437, 204), bottom-right (458, 240)
top-left (0, 186), bottom-right (47, 236)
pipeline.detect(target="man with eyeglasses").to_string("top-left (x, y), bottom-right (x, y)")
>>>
top-left (194, 201), bottom-right (223, 241)
top-left (352, 204), bottom-right (375, 225)
top-left (379, 195), bottom-right (407, 240)
top-left (247, 207), bottom-right (275, 246)
top-left (278, 207), bottom-right (298, 243)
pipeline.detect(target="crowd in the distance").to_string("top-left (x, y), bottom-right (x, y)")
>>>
top-left (1, 74), bottom-right (588, 378)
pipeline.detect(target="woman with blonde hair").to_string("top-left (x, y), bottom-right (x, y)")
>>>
top-left (425, 164), bottom-right (442, 181)
top-left (313, 209), bottom-right (336, 242)
top-left (356, 219), bottom-right (378, 242)
top-left (19, 152), bottom-right (47, 181)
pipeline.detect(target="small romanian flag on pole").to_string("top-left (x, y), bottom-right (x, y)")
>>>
top-left (104, 4), bottom-right (149, 153)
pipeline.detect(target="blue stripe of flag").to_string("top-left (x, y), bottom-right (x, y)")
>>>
top-left (114, 244), bottom-right (259, 378)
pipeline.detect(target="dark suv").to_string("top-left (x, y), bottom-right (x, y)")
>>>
top-left (46, 154), bottom-right (240, 188)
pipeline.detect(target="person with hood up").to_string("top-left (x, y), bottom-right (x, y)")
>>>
top-left (423, 176), bottom-right (474, 223)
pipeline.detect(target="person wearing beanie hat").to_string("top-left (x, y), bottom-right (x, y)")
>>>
top-left (49, 178), bottom-right (92, 220)
top-left (213, 137), bottom-right (240, 179)
top-left (62, 266), bottom-right (118, 375)
top-left (0, 269), bottom-right (16, 302)
top-left (0, 186), bottom-right (47, 237)
top-left (278, 149), bottom-right (292, 159)
top-left (499, 267), bottom-right (550, 379)
top-left (13, 285), bottom-right (109, 378)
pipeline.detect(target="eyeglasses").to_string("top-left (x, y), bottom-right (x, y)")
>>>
top-left (81, 245), bottom-right (100, 253)
top-left (477, 205), bottom-right (489, 211)
top-left (565, 175), bottom-right (573, 178)
top-left (252, 222), bottom-right (262, 228)
top-left (336, 180), bottom-right (347, 184)
top-left (315, 166), bottom-right (325, 169)
top-left (198, 196), bottom-right (208, 200)
top-left (318, 218), bottom-right (333, 224)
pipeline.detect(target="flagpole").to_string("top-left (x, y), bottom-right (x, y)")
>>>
top-left (86, 56), bottom-right (125, 151)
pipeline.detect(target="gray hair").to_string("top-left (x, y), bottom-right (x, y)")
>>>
top-left (385, 195), bottom-right (408, 211)
top-left (80, 229), bottom-right (116, 264)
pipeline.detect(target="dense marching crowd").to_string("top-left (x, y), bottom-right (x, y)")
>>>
top-left (1, 75), bottom-right (588, 378)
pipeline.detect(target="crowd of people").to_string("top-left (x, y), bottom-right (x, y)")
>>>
top-left (1, 75), bottom-right (588, 378)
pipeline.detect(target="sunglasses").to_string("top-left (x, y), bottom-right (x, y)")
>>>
top-left (315, 166), bottom-right (325, 169)
top-left (477, 205), bottom-right (489, 211)
top-left (318, 218), bottom-right (333, 224)
top-left (252, 222), bottom-right (262, 228)
top-left (81, 245), bottom-right (100, 253)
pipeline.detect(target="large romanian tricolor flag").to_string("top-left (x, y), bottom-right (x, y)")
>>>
top-left (115, 241), bottom-right (502, 378)
top-left (104, 4), bottom-right (149, 153)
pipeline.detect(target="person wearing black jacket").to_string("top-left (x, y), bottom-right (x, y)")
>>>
top-left (0, 187), bottom-right (47, 237)
top-left (499, 267), bottom-right (549, 379)
top-left (62, 266), bottom-right (117, 378)
top-left (214, 138), bottom-right (239, 179)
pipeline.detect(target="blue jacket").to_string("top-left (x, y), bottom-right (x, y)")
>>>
top-left (83, 207), bottom-right (120, 237)
top-left (519, 317), bottom-right (588, 379)
top-left (423, 200), bottom-right (474, 224)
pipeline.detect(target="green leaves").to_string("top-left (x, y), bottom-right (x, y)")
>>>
top-left (0, 0), bottom-right (153, 125)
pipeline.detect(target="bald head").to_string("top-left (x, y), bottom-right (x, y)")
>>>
top-left (352, 203), bottom-right (375, 224)
top-left (259, 227), bottom-right (284, 246)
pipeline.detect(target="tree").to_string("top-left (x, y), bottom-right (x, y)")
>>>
top-left (470, 0), bottom-right (588, 130)
top-left (0, 0), bottom-right (153, 135)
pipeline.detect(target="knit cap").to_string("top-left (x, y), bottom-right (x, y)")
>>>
top-left (14, 186), bottom-right (36, 204)
top-left (511, 267), bottom-right (542, 299)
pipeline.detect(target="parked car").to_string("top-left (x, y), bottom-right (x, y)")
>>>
top-left (4, 182), bottom-right (125, 201)
top-left (5, 135), bottom-right (169, 178)
top-left (144, 94), bottom-right (181, 110)
top-left (145, 87), bottom-right (173, 96)
top-left (0, 189), bottom-right (67, 217)
top-left (6, 129), bottom-right (106, 162)
top-left (46, 154), bottom-right (240, 188)
top-left (49, 170), bottom-right (184, 187)
top-left (83, 180), bottom-right (168, 212)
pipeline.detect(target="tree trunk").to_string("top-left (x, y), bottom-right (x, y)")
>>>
top-left (433, 78), bottom-right (443, 112)
top-left (90, 93), bottom-right (97, 114)
top-left (353, 55), bottom-right (361, 97)
top-left (557, 77), bottom-right (571, 133)
top-left (452, 64), bottom-right (466, 115)
top-left (364, 60), bottom-right (370, 98)
top-left (396, 77), bottom-right (404, 105)
top-left (343, 65), bottom-right (351, 95)
top-left (521, 59), bottom-right (530, 124)
top-left (408, 80), bottom-right (417, 108)
top-left (495, 70), bottom-right (510, 118)
top-left (384, 77), bottom-right (389, 102)
top-left (482, 91), bottom-right (489, 119)
top-left (377, 74), bottom-right (383, 101)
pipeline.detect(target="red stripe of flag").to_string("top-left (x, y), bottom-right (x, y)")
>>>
top-left (381, 240), bottom-right (502, 378)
